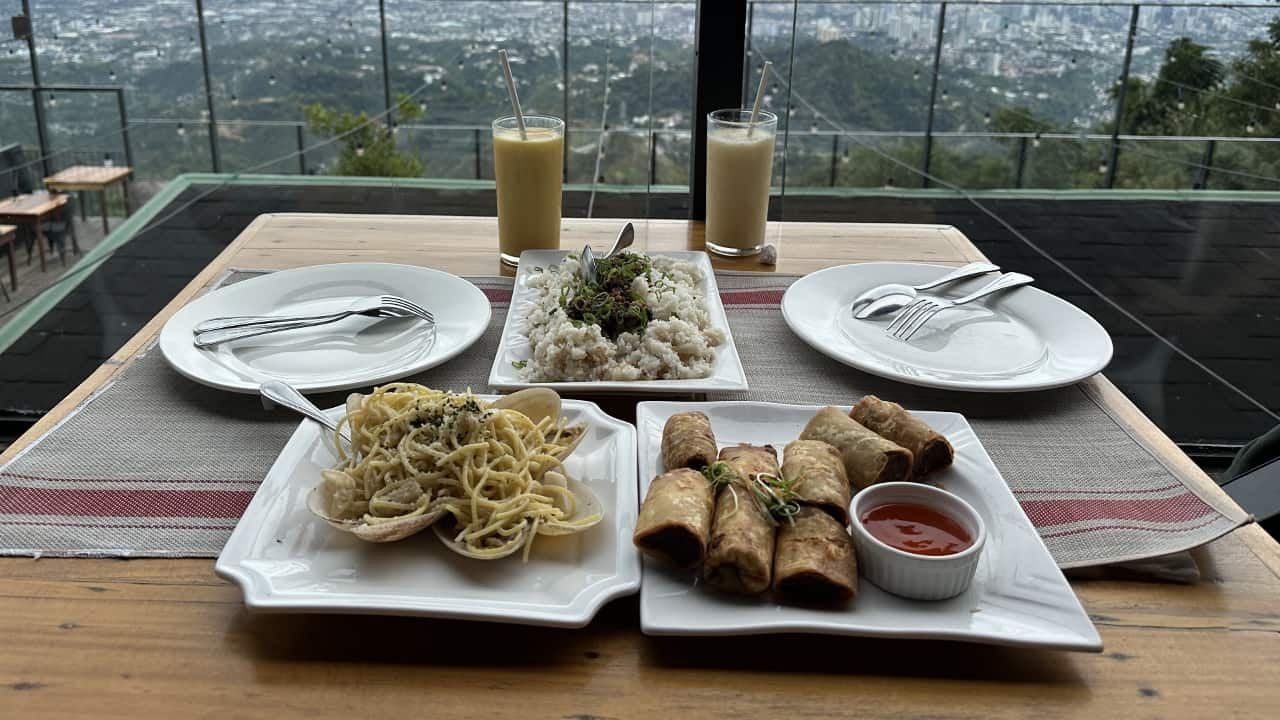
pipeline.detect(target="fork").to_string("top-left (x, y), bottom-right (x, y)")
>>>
top-left (193, 295), bottom-right (435, 348)
top-left (886, 272), bottom-right (1035, 342)
top-left (195, 295), bottom-right (433, 334)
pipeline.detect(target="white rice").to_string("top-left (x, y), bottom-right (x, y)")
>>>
top-left (519, 255), bottom-right (725, 381)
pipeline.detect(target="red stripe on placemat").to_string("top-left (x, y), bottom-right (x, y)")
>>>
top-left (0, 486), bottom-right (254, 519)
top-left (1020, 491), bottom-right (1214, 528)
top-left (1, 471), bottom-right (257, 486)
top-left (1013, 483), bottom-right (1186, 496)
top-left (2, 519), bottom-right (238, 531)
top-left (1039, 515), bottom-right (1225, 540)
top-left (482, 288), bottom-right (513, 303)
top-left (720, 290), bottom-right (786, 305)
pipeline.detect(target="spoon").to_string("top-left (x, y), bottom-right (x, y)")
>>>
top-left (581, 222), bottom-right (636, 284)
top-left (851, 262), bottom-right (1000, 320)
top-left (260, 380), bottom-right (351, 444)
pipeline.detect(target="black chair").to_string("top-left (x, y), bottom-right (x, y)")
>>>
top-left (0, 144), bottom-right (78, 266)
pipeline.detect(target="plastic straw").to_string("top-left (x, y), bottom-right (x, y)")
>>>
top-left (748, 61), bottom-right (773, 138)
top-left (499, 49), bottom-right (527, 140)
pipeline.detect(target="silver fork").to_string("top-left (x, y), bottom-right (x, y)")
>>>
top-left (194, 294), bottom-right (433, 334)
top-left (886, 272), bottom-right (1035, 342)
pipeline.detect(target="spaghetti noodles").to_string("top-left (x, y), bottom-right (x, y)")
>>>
top-left (322, 383), bottom-right (598, 559)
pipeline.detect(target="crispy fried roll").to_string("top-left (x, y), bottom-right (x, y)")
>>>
top-left (772, 506), bottom-right (858, 604)
top-left (800, 406), bottom-right (912, 490)
top-left (703, 444), bottom-right (780, 595)
top-left (781, 439), bottom-right (851, 525)
top-left (850, 395), bottom-right (954, 479)
top-left (660, 411), bottom-right (718, 470)
top-left (633, 468), bottom-right (715, 568)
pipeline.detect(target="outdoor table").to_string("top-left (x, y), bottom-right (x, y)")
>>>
top-left (2, 213), bottom-right (1277, 718)
top-left (43, 165), bottom-right (134, 235)
top-left (0, 191), bottom-right (70, 273)
top-left (0, 223), bottom-right (14, 290)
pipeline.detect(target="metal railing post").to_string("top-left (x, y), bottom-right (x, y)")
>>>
top-left (474, 128), bottom-right (482, 180)
top-left (1014, 136), bottom-right (1028, 188)
top-left (1195, 138), bottom-right (1216, 189)
top-left (829, 134), bottom-right (840, 187)
top-left (194, 0), bottom-right (221, 172)
top-left (19, 0), bottom-right (51, 178)
top-left (116, 89), bottom-right (135, 169)
top-left (650, 132), bottom-right (658, 185)
top-left (562, 0), bottom-right (570, 182)
top-left (742, 1), bottom-right (755, 104)
top-left (379, 0), bottom-right (393, 127)
top-left (1106, 5), bottom-right (1141, 189)
top-left (296, 124), bottom-right (307, 174)
top-left (921, 2), bottom-right (947, 188)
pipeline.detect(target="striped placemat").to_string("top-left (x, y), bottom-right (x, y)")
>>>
top-left (0, 271), bottom-right (1247, 569)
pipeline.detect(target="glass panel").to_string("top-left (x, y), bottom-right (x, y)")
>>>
top-left (1206, 139), bottom-right (1280, 191)
top-left (130, 120), bottom-right (212, 179)
top-left (928, 134), bottom-right (1018, 189)
top-left (1021, 135), bottom-right (1107, 189)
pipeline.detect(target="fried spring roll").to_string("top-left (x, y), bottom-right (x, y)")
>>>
top-left (850, 395), bottom-right (954, 479)
top-left (661, 411), bottom-right (718, 470)
top-left (772, 506), bottom-right (858, 604)
top-left (781, 439), bottom-right (851, 525)
top-left (704, 444), bottom-right (779, 595)
top-left (633, 468), bottom-right (715, 568)
top-left (800, 407), bottom-right (912, 490)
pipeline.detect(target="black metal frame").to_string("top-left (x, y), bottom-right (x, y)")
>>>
top-left (690, 0), bottom-right (747, 220)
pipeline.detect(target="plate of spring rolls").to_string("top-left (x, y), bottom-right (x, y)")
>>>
top-left (632, 397), bottom-right (1102, 652)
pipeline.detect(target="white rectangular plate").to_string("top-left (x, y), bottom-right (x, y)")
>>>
top-left (634, 401), bottom-right (1102, 652)
top-left (488, 250), bottom-right (748, 393)
top-left (215, 397), bottom-right (640, 628)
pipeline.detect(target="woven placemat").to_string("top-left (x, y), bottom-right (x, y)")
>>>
top-left (0, 271), bottom-right (1247, 568)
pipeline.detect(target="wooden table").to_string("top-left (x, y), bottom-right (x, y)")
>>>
top-left (0, 191), bottom-right (69, 273)
top-left (0, 223), bottom-right (14, 291)
top-left (43, 165), bottom-right (133, 235)
top-left (3, 214), bottom-right (1278, 718)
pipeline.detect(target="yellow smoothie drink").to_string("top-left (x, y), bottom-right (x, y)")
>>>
top-left (705, 109), bottom-right (777, 256)
top-left (493, 115), bottom-right (564, 266)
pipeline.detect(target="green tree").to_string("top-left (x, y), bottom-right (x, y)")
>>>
top-left (303, 93), bottom-right (425, 177)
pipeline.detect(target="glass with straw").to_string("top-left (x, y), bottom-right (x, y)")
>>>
top-left (705, 61), bottom-right (776, 257)
top-left (494, 49), bottom-right (564, 267)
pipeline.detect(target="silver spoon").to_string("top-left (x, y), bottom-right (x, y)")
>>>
top-left (851, 261), bottom-right (1001, 320)
top-left (260, 380), bottom-right (350, 444)
top-left (581, 222), bottom-right (636, 284)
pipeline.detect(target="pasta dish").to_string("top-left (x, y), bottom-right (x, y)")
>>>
top-left (314, 383), bottom-right (598, 560)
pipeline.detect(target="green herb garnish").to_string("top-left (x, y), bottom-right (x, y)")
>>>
top-left (750, 472), bottom-right (801, 526)
top-left (702, 461), bottom-right (736, 491)
top-left (511, 360), bottom-right (528, 370)
top-left (560, 251), bottom-right (655, 340)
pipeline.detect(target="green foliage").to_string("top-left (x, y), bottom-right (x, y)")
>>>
top-left (303, 93), bottom-right (425, 177)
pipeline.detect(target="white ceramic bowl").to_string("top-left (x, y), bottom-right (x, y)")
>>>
top-left (850, 482), bottom-right (987, 601)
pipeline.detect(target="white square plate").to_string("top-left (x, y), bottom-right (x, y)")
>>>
top-left (215, 397), bottom-right (640, 627)
top-left (634, 401), bottom-right (1102, 652)
top-left (488, 250), bottom-right (748, 393)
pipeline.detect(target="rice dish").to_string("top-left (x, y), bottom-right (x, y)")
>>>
top-left (518, 254), bottom-right (724, 381)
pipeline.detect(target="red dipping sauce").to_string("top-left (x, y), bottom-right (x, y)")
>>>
top-left (861, 502), bottom-right (974, 556)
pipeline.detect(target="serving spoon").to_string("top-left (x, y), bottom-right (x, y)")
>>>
top-left (851, 262), bottom-right (1000, 320)
top-left (581, 222), bottom-right (636, 284)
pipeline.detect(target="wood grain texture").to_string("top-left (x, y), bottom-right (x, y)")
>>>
top-left (43, 165), bottom-right (133, 192)
top-left (1, 213), bottom-right (1276, 718)
top-left (0, 191), bottom-right (68, 219)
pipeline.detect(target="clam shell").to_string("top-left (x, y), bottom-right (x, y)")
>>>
top-left (307, 470), bottom-right (444, 543)
top-left (491, 387), bottom-right (561, 424)
top-left (432, 519), bottom-right (531, 560)
top-left (536, 472), bottom-right (605, 536)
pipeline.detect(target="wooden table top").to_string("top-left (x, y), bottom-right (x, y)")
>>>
top-left (0, 190), bottom-right (68, 219)
top-left (42, 165), bottom-right (133, 192)
top-left (2, 213), bottom-right (1277, 718)
top-left (0, 224), bottom-right (14, 239)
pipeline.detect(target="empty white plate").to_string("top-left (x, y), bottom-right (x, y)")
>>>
top-left (160, 263), bottom-right (491, 393)
top-left (782, 262), bottom-right (1113, 392)
top-left (634, 401), bottom-right (1102, 652)
top-left (216, 397), bottom-right (640, 626)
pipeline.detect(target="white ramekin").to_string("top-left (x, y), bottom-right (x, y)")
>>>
top-left (850, 482), bottom-right (987, 601)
